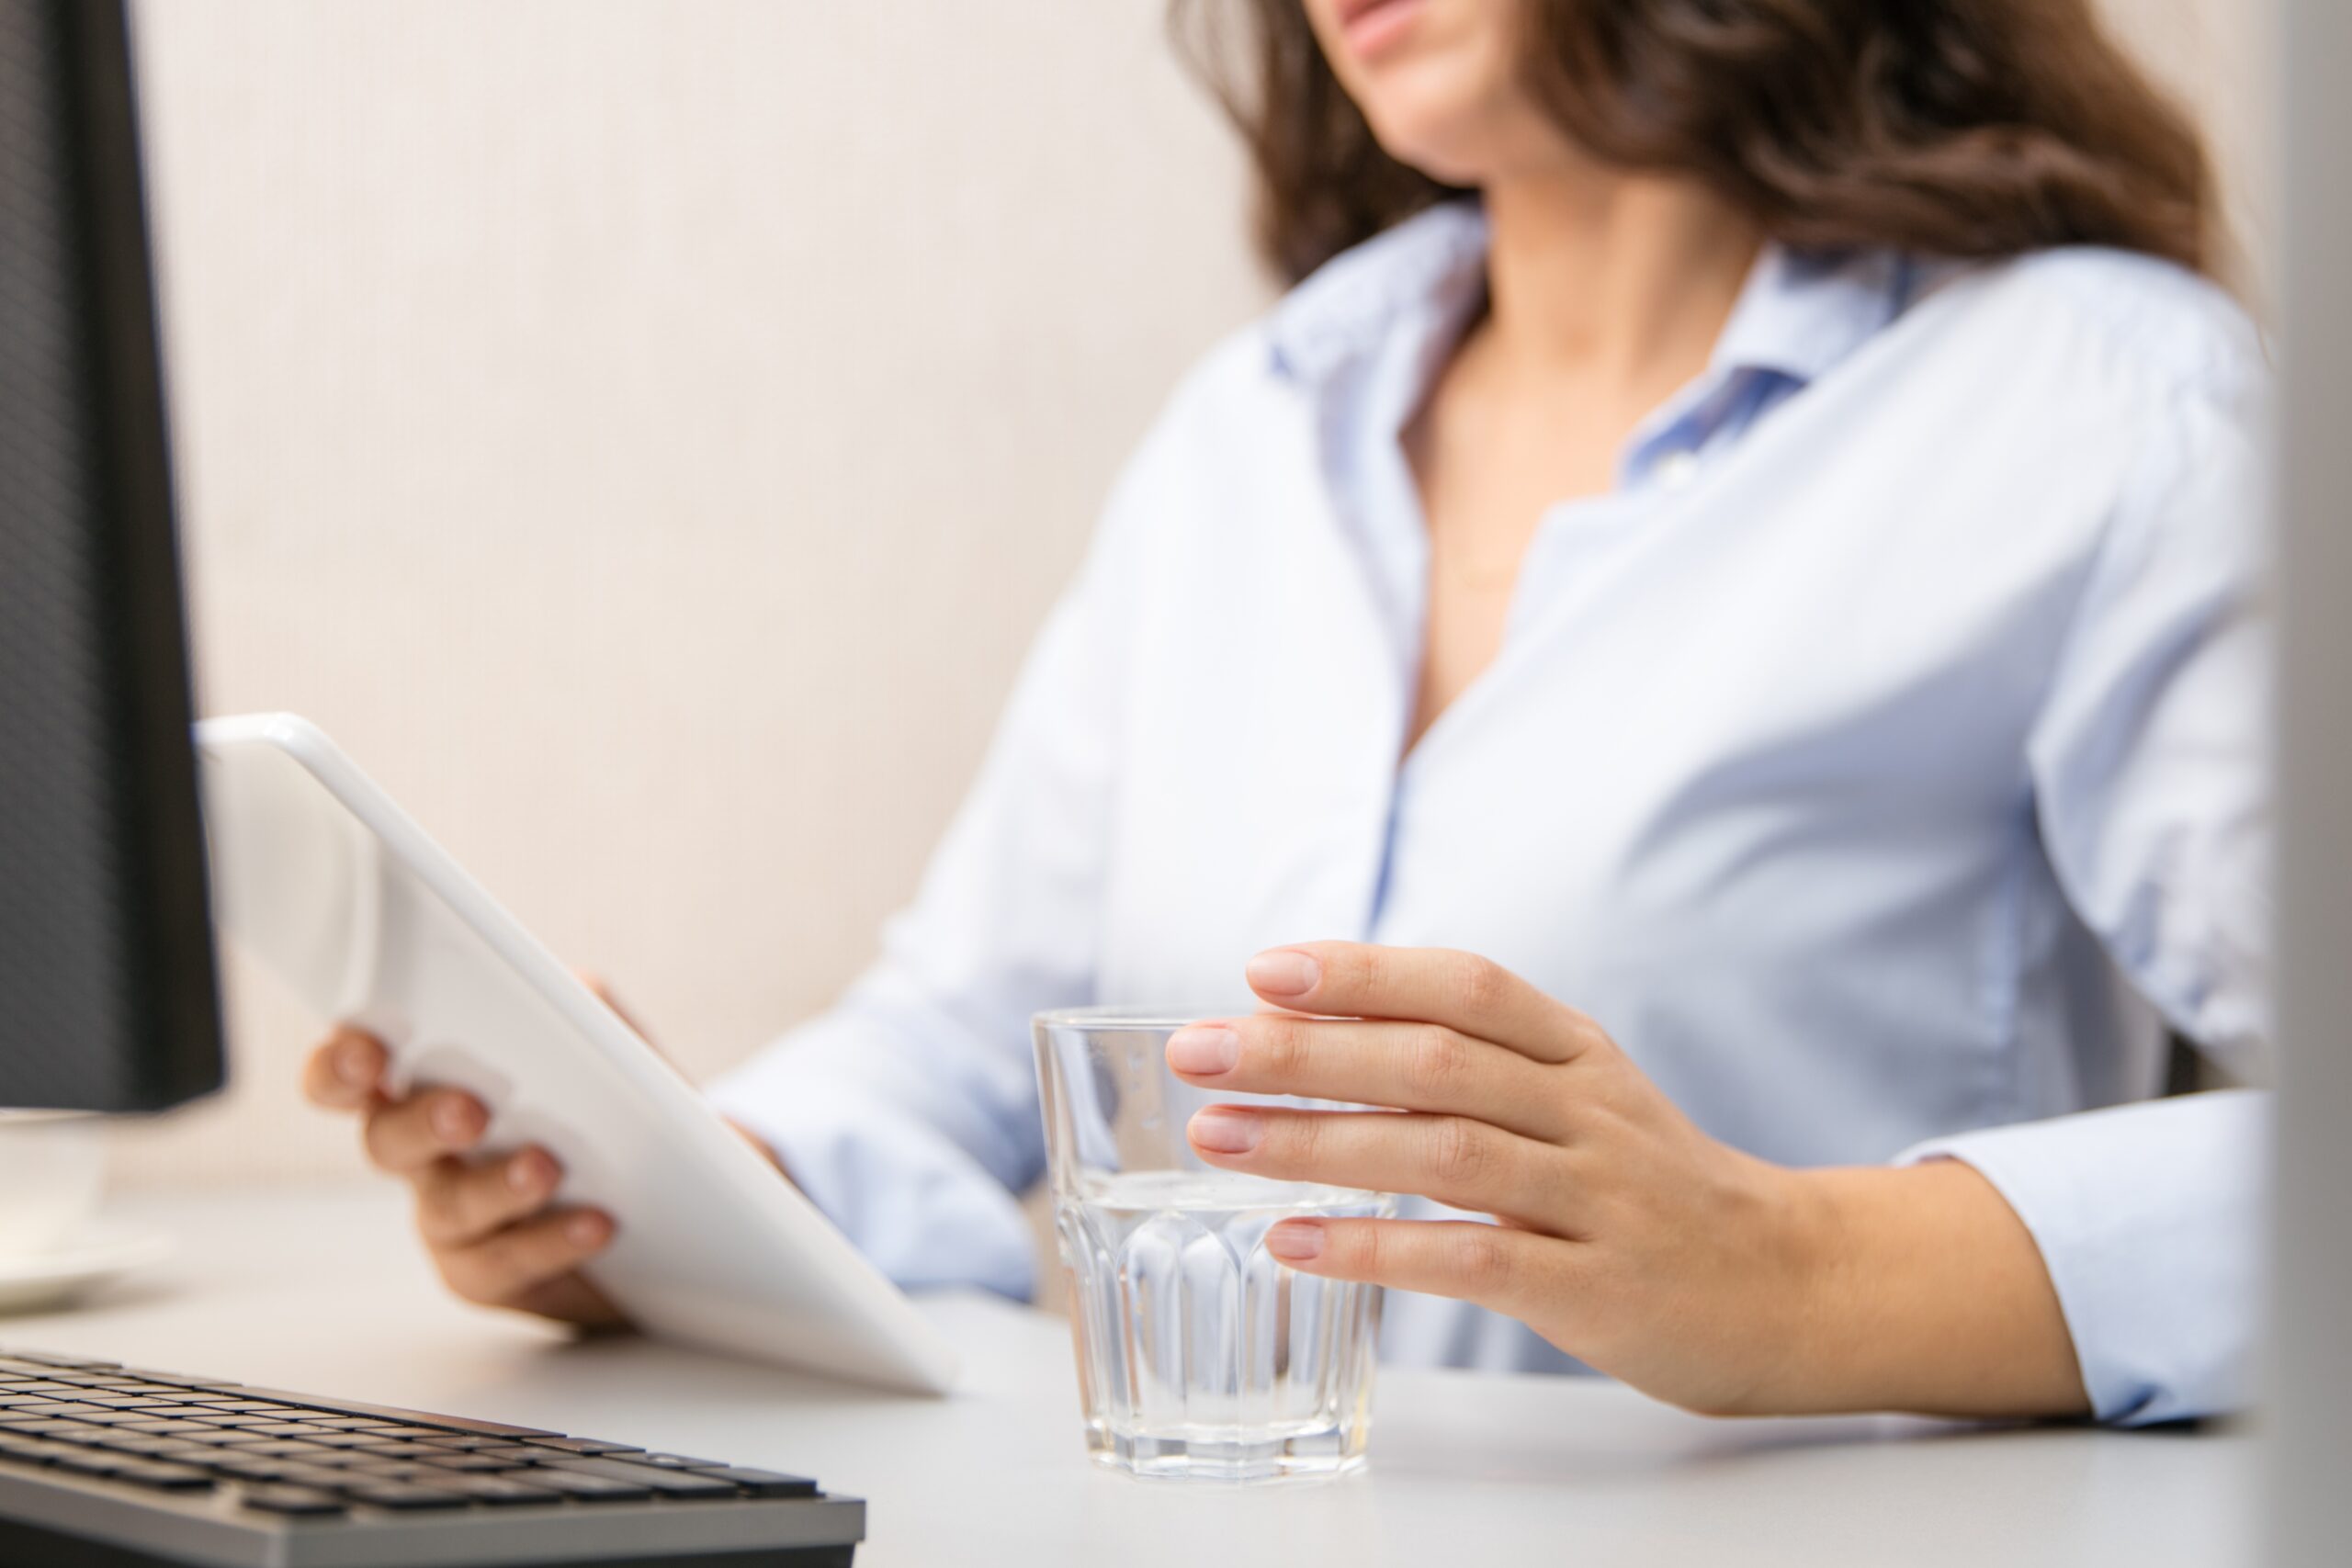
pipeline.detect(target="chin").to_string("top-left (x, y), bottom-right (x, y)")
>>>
top-left (1315, 3), bottom-right (1552, 186)
top-left (1357, 81), bottom-right (1525, 186)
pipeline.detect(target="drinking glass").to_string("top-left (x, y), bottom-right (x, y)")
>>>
top-left (1033, 1007), bottom-right (1394, 1483)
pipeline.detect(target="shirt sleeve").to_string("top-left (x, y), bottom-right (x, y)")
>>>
top-left (1902, 355), bottom-right (2274, 1425)
top-left (704, 470), bottom-right (1141, 1303)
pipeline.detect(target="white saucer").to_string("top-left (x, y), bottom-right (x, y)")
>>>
top-left (0, 1229), bottom-right (174, 1314)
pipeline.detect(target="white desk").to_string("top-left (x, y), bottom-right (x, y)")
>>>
top-left (7, 1186), bottom-right (2253, 1567)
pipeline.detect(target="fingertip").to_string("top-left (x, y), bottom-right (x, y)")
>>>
top-left (1264, 1220), bottom-right (1326, 1263)
top-left (565, 1210), bottom-right (614, 1251)
top-left (506, 1146), bottom-right (559, 1195)
top-left (303, 1032), bottom-right (379, 1109)
top-left (1165, 1024), bottom-right (1241, 1077)
top-left (1186, 1106), bottom-right (1262, 1156)
top-left (1245, 948), bottom-right (1322, 1000)
top-left (332, 1032), bottom-right (383, 1089)
top-left (429, 1091), bottom-right (487, 1149)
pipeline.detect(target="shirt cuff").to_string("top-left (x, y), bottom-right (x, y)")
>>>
top-left (707, 1047), bottom-right (1037, 1303)
top-left (1895, 1089), bottom-right (2267, 1424)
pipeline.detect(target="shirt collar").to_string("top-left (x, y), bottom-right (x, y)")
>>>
top-left (1264, 202), bottom-right (1491, 389)
top-left (1264, 198), bottom-right (1913, 400)
top-left (1706, 243), bottom-right (1914, 388)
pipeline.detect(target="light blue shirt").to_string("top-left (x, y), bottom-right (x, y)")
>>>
top-left (712, 203), bottom-right (2272, 1426)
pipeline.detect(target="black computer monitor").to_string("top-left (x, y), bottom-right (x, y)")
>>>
top-left (0, 0), bottom-right (224, 1111)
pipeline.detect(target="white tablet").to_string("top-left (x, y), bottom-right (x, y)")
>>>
top-left (194, 713), bottom-right (959, 1395)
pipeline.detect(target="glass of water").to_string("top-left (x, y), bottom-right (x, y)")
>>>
top-left (1033, 1007), bottom-right (1394, 1483)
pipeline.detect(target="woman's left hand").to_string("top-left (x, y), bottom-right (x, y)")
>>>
top-left (1167, 942), bottom-right (2087, 1419)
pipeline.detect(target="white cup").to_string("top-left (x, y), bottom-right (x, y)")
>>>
top-left (0, 1111), bottom-right (108, 1258)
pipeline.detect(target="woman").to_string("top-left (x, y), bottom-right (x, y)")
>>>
top-left (305, 0), bottom-right (2267, 1424)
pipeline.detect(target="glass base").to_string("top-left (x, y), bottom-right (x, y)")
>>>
top-left (1083, 1421), bottom-right (1369, 1483)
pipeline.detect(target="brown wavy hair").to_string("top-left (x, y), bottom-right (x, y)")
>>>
top-left (1170, 0), bottom-right (2215, 285)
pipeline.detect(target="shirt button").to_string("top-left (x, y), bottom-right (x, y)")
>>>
top-left (1653, 450), bottom-right (1702, 491)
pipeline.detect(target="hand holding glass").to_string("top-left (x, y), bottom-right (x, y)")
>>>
top-left (1034, 1008), bottom-right (1395, 1482)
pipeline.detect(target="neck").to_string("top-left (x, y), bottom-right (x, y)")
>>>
top-left (1476, 164), bottom-right (1763, 385)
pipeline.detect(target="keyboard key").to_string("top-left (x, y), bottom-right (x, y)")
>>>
top-left (115, 1420), bottom-right (215, 1437)
top-left (207, 1457), bottom-right (296, 1483)
top-left (243, 1440), bottom-right (343, 1460)
top-left (140, 1445), bottom-right (235, 1468)
top-left (439, 1474), bottom-right (565, 1506)
top-left (526, 1437), bottom-right (643, 1456)
top-left (342, 1481), bottom-right (469, 1510)
top-left (51, 1450), bottom-right (129, 1477)
top-left (418, 1450), bottom-right (532, 1472)
top-left (636, 1451), bottom-right (729, 1469)
top-left (74, 1430), bottom-right (178, 1456)
top-left (110, 1461), bottom-right (213, 1491)
top-left (681, 1465), bottom-right (820, 1498)
top-left (514, 1468), bottom-right (654, 1502)
top-left (240, 1485), bottom-right (345, 1517)
top-left (274, 1462), bottom-right (366, 1491)
top-left (540, 1458), bottom-right (739, 1499)
top-left (143, 1441), bottom-right (228, 1461)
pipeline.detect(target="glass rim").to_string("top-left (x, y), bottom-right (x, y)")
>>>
top-left (1031, 1004), bottom-right (1233, 1031)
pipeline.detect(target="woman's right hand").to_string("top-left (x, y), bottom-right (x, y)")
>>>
top-left (300, 1025), bottom-right (623, 1327)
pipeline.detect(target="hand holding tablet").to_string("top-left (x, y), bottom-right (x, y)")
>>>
top-left (300, 1016), bottom-right (629, 1327)
top-left (198, 714), bottom-right (958, 1394)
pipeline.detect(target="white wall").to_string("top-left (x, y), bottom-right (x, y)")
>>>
top-left (110, 0), bottom-right (2273, 1188)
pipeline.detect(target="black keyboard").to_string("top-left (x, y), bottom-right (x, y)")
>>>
top-left (0, 1348), bottom-right (862, 1567)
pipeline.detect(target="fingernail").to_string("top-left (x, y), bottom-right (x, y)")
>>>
top-left (507, 1151), bottom-right (550, 1193)
top-left (1265, 1222), bottom-right (1324, 1262)
top-left (334, 1041), bottom-right (372, 1085)
top-left (433, 1096), bottom-right (483, 1145)
top-left (568, 1213), bottom-right (611, 1247)
top-left (1166, 1026), bottom-right (1241, 1076)
top-left (1247, 949), bottom-right (1319, 998)
top-left (1189, 1108), bottom-right (1261, 1154)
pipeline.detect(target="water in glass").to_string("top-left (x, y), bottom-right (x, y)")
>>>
top-left (1057, 1167), bottom-right (1389, 1482)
